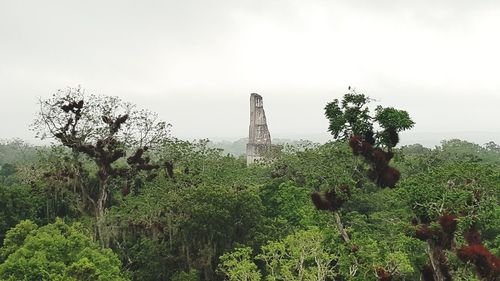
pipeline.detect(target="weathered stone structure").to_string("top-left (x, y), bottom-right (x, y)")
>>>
top-left (246, 93), bottom-right (271, 165)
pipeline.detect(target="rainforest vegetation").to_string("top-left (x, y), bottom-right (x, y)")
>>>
top-left (0, 88), bottom-right (498, 281)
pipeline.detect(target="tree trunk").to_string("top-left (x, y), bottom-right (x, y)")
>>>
top-left (334, 211), bottom-right (351, 243)
top-left (426, 242), bottom-right (452, 281)
top-left (95, 180), bottom-right (109, 247)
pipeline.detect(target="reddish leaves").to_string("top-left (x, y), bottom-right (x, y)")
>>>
top-left (415, 224), bottom-right (437, 241)
top-left (311, 185), bottom-right (350, 211)
top-left (439, 215), bottom-right (458, 235)
top-left (376, 167), bottom-right (400, 188)
top-left (349, 135), bottom-right (371, 156)
top-left (457, 229), bottom-right (500, 280)
top-left (464, 228), bottom-right (482, 245)
top-left (375, 267), bottom-right (393, 281)
top-left (349, 135), bottom-right (401, 188)
top-left (369, 148), bottom-right (392, 171)
top-left (415, 216), bottom-right (500, 280)
top-left (414, 215), bottom-right (457, 250)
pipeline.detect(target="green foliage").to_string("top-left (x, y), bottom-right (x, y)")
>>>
top-left (0, 164), bottom-right (16, 178)
top-left (218, 247), bottom-right (261, 281)
top-left (398, 160), bottom-right (500, 279)
top-left (259, 181), bottom-right (317, 229)
top-left (1, 133), bottom-right (497, 281)
top-left (337, 186), bottom-right (425, 280)
top-left (256, 228), bottom-right (337, 281)
top-left (208, 138), bottom-right (318, 157)
top-left (0, 220), bottom-right (37, 261)
top-left (374, 106), bottom-right (415, 131)
top-left (104, 153), bottom-right (266, 280)
top-left (117, 238), bottom-right (174, 281)
top-left (0, 218), bottom-right (127, 280)
top-left (157, 138), bottom-right (268, 188)
top-left (1, 89), bottom-right (499, 281)
top-left (171, 269), bottom-right (199, 281)
top-left (324, 89), bottom-right (414, 148)
top-left (269, 141), bottom-right (355, 190)
top-left (177, 184), bottom-right (264, 246)
top-left (0, 139), bottom-right (39, 166)
top-left (340, 232), bottom-right (419, 280)
top-left (439, 139), bottom-right (500, 164)
top-left (324, 91), bottom-right (372, 139)
top-left (401, 162), bottom-right (499, 228)
top-left (10, 146), bottom-right (82, 221)
top-left (0, 184), bottom-right (45, 245)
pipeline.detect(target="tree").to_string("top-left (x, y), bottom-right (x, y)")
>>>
top-left (0, 164), bottom-right (16, 178)
top-left (0, 139), bottom-right (38, 166)
top-left (218, 247), bottom-right (261, 281)
top-left (259, 181), bottom-right (317, 230)
top-left (32, 87), bottom-right (170, 241)
top-left (175, 184), bottom-right (264, 280)
top-left (0, 183), bottom-right (45, 245)
top-left (323, 89), bottom-right (414, 189)
top-left (324, 88), bottom-right (414, 148)
top-left (484, 141), bottom-right (500, 152)
top-left (99, 137), bottom-right (272, 281)
top-left (324, 90), bottom-right (373, 140)
top-left (171, 269), bottom-right (199, 281)
top-left (0, 219), bottom-right (128, 280)
top-left (256, 228), bottom-right (337, 281)
top-left (402, 162), bottom-right (500, 280)
top-left (313, 88), bottom-right (419, 280)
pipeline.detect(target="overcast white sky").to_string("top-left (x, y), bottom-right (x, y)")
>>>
top-left (1, 0), bottom-right (499, 146)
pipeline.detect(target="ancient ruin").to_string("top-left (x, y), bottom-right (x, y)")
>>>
top-left (246, 93), bottom-right (271, 165)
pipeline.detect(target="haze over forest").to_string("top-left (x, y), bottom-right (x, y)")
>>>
top-left (1, 0), bottom-right (500, 146)
top-left (1, 2), bottom-right (500, 281)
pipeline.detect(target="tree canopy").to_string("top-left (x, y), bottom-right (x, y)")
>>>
top-left (0, 87), bottom-right (497, 281)
top-left (0, 219), bottom-right (127, 281)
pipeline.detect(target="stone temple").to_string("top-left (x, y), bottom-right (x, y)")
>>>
top-left (246, 93), bottom-right (271, 165)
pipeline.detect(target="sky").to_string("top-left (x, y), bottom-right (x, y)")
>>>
top-left (1, 0), bottom-right (499, 146)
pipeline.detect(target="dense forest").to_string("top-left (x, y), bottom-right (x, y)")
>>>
top-left (0, 88), bottom-right (498, 281)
